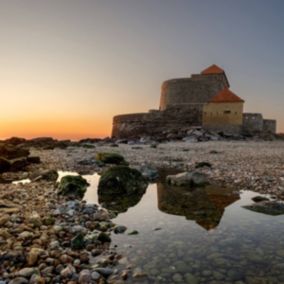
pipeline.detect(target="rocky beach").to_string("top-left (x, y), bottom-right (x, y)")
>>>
top-left (1, 137), bottom-right (284, 284)
top-left (38, 139), bottom-right (284, 198)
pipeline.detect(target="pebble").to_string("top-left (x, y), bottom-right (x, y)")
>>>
top-left (78, 269), bottom-right (91, 283)
top-left (94, 267), bottom-right (114, 277)
top-left (60, 265), bottom-right (76, 278)
top-left (17, 267), bottom-right (38, 278)
top-left (114, 225), bottom-right (127, 234)
top-left (91, 271), bottom-right (101, 281)
top-left (8, 278), bottom-right (28, 284)
top-left (27, 248), bottom-right (44, 266)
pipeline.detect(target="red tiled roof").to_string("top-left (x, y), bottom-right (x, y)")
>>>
top-left (201, 64), bottom-right (224, 75)
top-left (209, 88), bottom-right (244, 103)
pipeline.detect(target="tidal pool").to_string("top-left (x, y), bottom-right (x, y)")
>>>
top-left (66, 172), bottom-right (284, 283)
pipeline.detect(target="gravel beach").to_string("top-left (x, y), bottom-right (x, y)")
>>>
top-left (1, 140), bottom-right (284, 283)
top-left (37, 140), bottom-right (284, 198)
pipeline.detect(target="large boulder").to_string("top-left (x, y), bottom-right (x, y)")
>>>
top-left (0, 144), bottom-right (29, 159)
top-left (0, 158), bottom-right (11, 173)
top-left (98, 164), bottom-right (148, 212)
top-left (58, 175), bottom-right (89, 199)
top-left (166, 171), bottom-right (209, 187)
top-left (9, 157), bottom-right (29, 172)
top-left (96, 152), bottom-right (128, 165)
top-left (98, 166), bottom-right (148, 196)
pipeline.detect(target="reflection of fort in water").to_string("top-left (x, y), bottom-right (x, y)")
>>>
top-left (157, 183), bottom-right (240, 230)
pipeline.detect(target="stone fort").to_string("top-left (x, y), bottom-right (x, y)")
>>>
top-left (112, 64), bottom-right (276, 138)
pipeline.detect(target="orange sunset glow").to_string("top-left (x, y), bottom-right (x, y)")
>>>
top-left (1, 0), bottom-right (283, 139)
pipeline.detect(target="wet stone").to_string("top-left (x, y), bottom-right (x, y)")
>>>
top-left (91, 271), bottom-right (101, 281)
top-left (78, 269), bottom-right (91, 283)
top-left (16, 267), bottom-right (38, 278)
top-left (94, 267), bottom-right (114, 277)
top-left (114, 225), bottom-right (127, 234)
top-left (71, 233), bottom-right (85, 250)
top-left (8, 278), bottom-right (28, 284)
top-left (172, 273), bottom-right (183, 282)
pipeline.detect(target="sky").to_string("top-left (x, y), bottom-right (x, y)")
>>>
top-left (0, 0), bottom-right (284, 139)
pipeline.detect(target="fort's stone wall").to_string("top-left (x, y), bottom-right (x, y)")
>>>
top-left (160, 74), bottom-right (229, 111)
top-left (243, 113), bottom-right (264, 134)
top-left (112, 110), bottom-right (277, 138)
top-left (263, 119), bottom-right (277, 134)
top-left (203, 102), bottom-right (244, 134)
top-left (112, 106), bottom-right (202, 138)
top-left (242, 113), bottom-right (277, 135)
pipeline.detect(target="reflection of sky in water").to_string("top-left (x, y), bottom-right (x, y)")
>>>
top-left (63, 172), bottom-right (284, 283)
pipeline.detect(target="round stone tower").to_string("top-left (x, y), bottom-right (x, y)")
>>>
top-left (159, 64), bottom-right (230, 111)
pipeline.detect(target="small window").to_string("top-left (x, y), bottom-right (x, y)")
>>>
top-left (224, 110), bottom-right (231, 114)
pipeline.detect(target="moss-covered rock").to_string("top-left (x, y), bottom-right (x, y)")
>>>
top-left (98, 166), bottom-right (147, 196)
top-left (97, 232), bottom-right (111, 243)
top-left (58, 175), bottom-right (89, 199)
top-left (98, 166), bottom-right (148, 214)
top-left (71, 233), bottom-right (85, 249)
top-left (96, 152), bottom-right (128, 165)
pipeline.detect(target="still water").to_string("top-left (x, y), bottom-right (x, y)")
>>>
top-left (65, 172), bottom-right (284, 283)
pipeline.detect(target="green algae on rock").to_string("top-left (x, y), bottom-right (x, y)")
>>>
top-left (57, 175), bottom-right (89, 198)
top-left (96, 152), bottom-right (128, 165)
top-left (98, 166), bottom-right (147, 196)
top-left (98, 166), bottom-right (148, 214)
